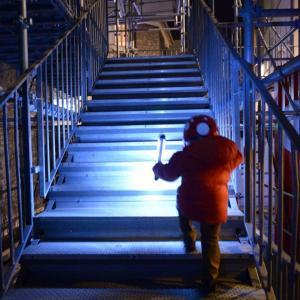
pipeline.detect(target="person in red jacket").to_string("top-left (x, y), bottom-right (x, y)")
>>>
top-left (152, 115), bottom-right (243, 292)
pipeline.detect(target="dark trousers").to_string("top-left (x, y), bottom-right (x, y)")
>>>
top-left (178, 213), bottom-right (221, 283)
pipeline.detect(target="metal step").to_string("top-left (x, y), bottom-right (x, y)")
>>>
top-left (59, 162), bottom-right (173, 175)
top-left (94, 77), bottom-right (203, 89)
top-left (67, 140), bottom-right (181, 162)
top-left (20, 241), bottom-right (253, 286)
top-left (80, 109), bottom-right (212, 125)
top-left (86, 97), bottom-right (209, 112)
top-left (49, 185), bottom-right (176, 197)
top-left (39, 202), bottom-right (243, 219)
top-left (98, 68), bottom-right (200, 79)
top-left (22, 241), bottom-right (251, 258)
top-left (91, 86), bottom-right (207, 100)
top-left (102, 61), bottom-right (198, 71)
top-left (34, 200), bottom-right (244, 241)
top-left (75, 124), bottom-right (185, 142)
top-left (106, 54), bottom-right (195, 64)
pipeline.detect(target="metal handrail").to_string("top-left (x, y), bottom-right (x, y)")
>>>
top-left (188, 1), bottom-right (299, 299)
top-left (190, 0), bottom-right (299, 149)
top-left (0, 0), bottom-right (107, 292)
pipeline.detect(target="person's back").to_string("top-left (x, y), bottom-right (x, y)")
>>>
top-left (153, 115), bottom-right (243, 294)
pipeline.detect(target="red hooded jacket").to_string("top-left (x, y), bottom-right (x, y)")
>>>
top-left (154, 136), bottom-right (243, 224)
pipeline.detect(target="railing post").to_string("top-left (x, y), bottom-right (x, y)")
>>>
top-left (241, 0), bottom-right (254, 224)
top-left (180, 0), bottom-right (187, 53)
top-left (20, 0), bottom-right (34, 223)
top-left (242, 0), bottom-right (254, 63)
top-left (81, 19), bottom-right (88, 109)
top-left (115, 0), bottom-right (119, 57)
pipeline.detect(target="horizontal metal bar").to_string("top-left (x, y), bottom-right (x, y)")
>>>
top-left (255, 8), bottom-right (300, 18)
top-left (263, 56), bottom-right (300, 85)
top-left (219, 20), bottom-right (300, 28)
top-left (109, 27), bottom-right (181, 33)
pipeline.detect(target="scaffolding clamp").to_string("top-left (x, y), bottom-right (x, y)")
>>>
top-left (18, 16), bottom-right (33, 29)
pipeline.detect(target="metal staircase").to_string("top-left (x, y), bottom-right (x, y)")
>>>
top-left (0, 0), bottom-right (79, 67)
top-left (0, 0), bottom-right (299, 298)
top-left (1, 55), bottom-right (266, 298)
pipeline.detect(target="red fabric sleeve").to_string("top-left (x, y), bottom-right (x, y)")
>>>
top-left (155, 151), bottom-right (184, 181)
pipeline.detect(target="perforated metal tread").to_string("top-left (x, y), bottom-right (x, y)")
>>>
top-left (22, 241), bottom-right (252, 258)
top-left (102, 61), bottom-right (197, 69)
top-left (106, 54), bottom-right (195, 63)
top-left (80, 109), bottom-right (212, 124)
top-left (86, 97), bottom-right (209, 109)
top-left (94, 77), bottom-right (203, 86)
top-left (3, 285), bottom-right (266, 300)
top-left (99, 68), bottom-right (200, 78)
top-left (75, 124), bottom-right (185, 142)
top-left (38, 201), bottom-right (243, 218)
top-left (91, 86), bottom-right (207, 96)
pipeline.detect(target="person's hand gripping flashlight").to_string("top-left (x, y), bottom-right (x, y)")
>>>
top-left (154, 134), bottom-right (166, 181)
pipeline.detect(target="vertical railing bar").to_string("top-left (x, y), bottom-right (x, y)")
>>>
top-left (82, 18), bottom-right (87, 110)
top-left (37, 64), bottom-right (46, 197)
top-left (3, 103), bottom-right (15, 264)
top-left (21, 79), bottom-right (34, 223)
top-left (251, 81), bottom-right (256, 243)
top-left (290, 144), bottom-right (299, 299)
top-left (75, 27), bottom-right (80, 121)
top-left (61, 42), bottom-right (66, 148)
top-left (277, 125), bottom-right (284, 300)
top-left (45, 59), bottom-right (51, 182)
top-left (244, 75), bottom-right (253, 225)
top-left (96, 5), bottom-right (99, 76)
top-left (70, 32), bottom-right (74, 130)
top-left (56, 47), bottom-right (61, 159)
top-left (267, 108), bottom-right (273, 291)
top-left (0, 166), bottom-right (4, 290)
top-left (259, 95), bottom-right (265, 266)
top-left (92, 10), bottom-right (95, 84)
top-left (14, 92), bottom-right (24, 243)
top-left (50, 53), bottom-right (56, 170)
top-left (79, 23), bottom-right (83, 113)
top-left (65, 37), bottom-right (70, 140)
